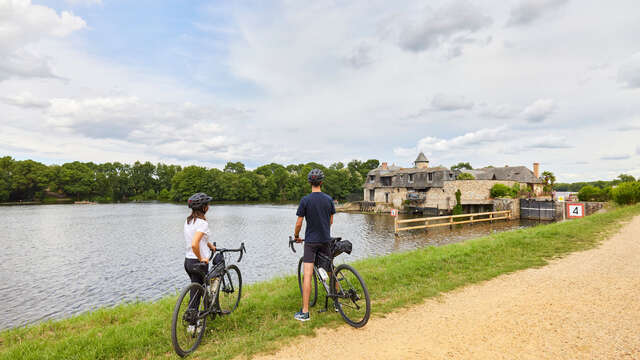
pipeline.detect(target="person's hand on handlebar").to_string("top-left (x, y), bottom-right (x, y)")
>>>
top-left (294, 235), bottom-right (303, 243)
top-left (200, 258), bottom-right (209, 264)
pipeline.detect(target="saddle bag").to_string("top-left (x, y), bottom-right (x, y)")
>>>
top-left (332, 240), bottom-right (353, 258)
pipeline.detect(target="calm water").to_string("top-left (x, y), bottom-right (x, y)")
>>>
top-left (0, 203), bottom-right (538, 329)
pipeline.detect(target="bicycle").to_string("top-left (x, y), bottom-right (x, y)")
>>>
top-left (171, 242), bottom-right (247, 357)
top-left (289, 236), bottom-right (370, 328)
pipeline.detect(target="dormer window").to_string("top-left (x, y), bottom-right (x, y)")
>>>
top-left (428, 173), bottom-right (433, 181)
top-left (369, 175), bottom-right (375, 183)
top-left (408, 174), bottom-right (414, 183)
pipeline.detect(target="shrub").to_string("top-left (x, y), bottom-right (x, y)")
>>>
top-left (611, 182), bottom-right (640, 205)
top-left (452, 189), bottom-right (463, 215)
top-left (578, 185), bottom-right (602, 201)
top-left (490, 183), bottom-right (514, 198)
top-left (457, 173), bottom-right (475, 180)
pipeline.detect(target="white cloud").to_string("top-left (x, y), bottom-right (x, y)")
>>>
top-left (521, 99), bottom-right (556, 122)
top-left (65, 0), bottom-right (102, 5)
top-left (522, 135), bottom-right (572, 149)
top-left (618, 52), bottom-right (640, 88)
top-left (477, 103), bottom-right (516, 119)
top-left (430, 93), bottom-right (474, 111)
top-left (600, 154), bottom-right (631, 161)
top-left (44, 96), bottom-right (249, 162)
top-left (1, 92), bottom-right (50, 108)
top-left (394, 126), bottom-right (507, 157)
top-left (507, 0), bottom-right (569, 27)
top-left (389, 0), bottom-right (492, 53)
top-left (0, 0), bottom-right (85, 81)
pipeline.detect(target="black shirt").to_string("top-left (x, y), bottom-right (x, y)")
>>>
top-left (296, 192), bottom-right (336, 243)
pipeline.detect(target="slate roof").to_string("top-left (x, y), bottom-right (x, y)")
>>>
top-left (462, 166), bottom-right (543, 183)
top-left (415, 152), bottom-right (428, 163)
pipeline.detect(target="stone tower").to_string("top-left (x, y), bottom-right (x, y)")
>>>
top-left (414, 152), bottom-right (429, 169)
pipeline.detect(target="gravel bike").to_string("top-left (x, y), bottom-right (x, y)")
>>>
top-left (171, 243), bottom-right (246, 357)
top-left (289, 237), bottom-right (370, 328)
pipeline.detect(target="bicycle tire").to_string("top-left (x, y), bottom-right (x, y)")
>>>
top-left (331, 264), bottom-right (370, 328)
top-left (171, 283), bottom-right (208, 357)
top-left (297, 256), bottom-right (318, 307)
top-left (216, 264), bottom-right (242, 314)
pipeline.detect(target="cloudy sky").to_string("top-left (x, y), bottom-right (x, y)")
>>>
top-left (1, 0), bottom-right (639, 181)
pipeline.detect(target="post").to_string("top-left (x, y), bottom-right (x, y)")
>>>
top-left (394, 215), bottom-right (398, 235)
top-left (470, 215), bottom-right (474, 225)
top-left (449, 215), bottom-right (453, 229)
top-left (490, 212), bottom-right (493, 224)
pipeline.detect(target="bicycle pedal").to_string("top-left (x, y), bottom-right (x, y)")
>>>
top-left (219, 310), bottom-right (231, 315)
top-left (318, 308), bottom-right (328, 313)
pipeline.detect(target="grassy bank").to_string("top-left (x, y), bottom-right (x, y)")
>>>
top-left (2, 204), bottom-right (640, 360)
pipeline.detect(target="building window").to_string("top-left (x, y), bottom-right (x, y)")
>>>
top-left (408, 174), bottom-right (414, 183)
top-left (449, 173), bottom-right (454, 180)
top-left (369, 175), bottom-right (375, 183)
top-left (428, 173), bottom-right (433, 181)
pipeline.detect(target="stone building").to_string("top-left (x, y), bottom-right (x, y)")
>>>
top-left (363, 153), bottom-right (544, 213)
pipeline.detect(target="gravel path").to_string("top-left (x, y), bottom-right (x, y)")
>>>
top-left (253, 216), bottom-right (640, 359)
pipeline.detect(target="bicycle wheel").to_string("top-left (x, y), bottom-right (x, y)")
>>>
top-left (216, 265), bottom-right (242, 314)
top-left (331, 264), bottom-right (370, 328)
top-left (297, 256), bottom-right (318, 307)
top-left (171, 283), bottom-right (208, 357)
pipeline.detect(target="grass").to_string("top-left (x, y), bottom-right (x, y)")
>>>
top-left (2, 204), bottom-right (640, 360)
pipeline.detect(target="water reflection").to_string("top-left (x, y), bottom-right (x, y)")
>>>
top-left (0, 204), bottom-right (538, 329)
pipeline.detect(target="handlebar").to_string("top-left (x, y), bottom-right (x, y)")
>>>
top-left (288, 236), bottom-right (303, 253)
top-left (210, 242), bottom-right (247, 262)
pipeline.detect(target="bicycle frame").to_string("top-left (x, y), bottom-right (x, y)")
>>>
top-left (190, 243), bottom-right (246, 320)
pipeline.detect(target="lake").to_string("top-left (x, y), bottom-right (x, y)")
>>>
top-left (0, 203), bottom-right (538, 330)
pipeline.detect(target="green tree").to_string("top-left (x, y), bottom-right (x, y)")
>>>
top-left (490, 183), bottom-right (513, 198)
top-left (451, 162), bottom-right (472, 171)
top-left (541, 171), bottom-right (556, 192)
top-left (457, 173), bottom-right (475, 180)
top-left (58, 162), bottom-right (94, 200)
top-left (611, 182), bottom-right (640, 205)
top-left (617, 174), bottom-right (636, 183)
top-left (10, 159), bottom-right (51, 201)
top-left (452, 189), bottom-right (463, 215)
top-left (224, 162), bottom-right (246, 174)
top-left (0, 156), bottom-right (14, 202)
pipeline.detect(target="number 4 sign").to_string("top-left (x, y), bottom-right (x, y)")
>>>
top-left (567, 203), bottom-right (584, 218)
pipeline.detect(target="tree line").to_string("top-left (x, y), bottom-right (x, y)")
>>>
top-left (0, 156), bottom-right (379, 203)
top-left (554, 174), bottom-right (637, 202)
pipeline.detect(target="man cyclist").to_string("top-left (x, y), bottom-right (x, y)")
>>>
top-left (293, 168), bottom-right (336, 322)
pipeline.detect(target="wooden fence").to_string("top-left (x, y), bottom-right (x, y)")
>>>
top-left (394, 210), bottom-right (511, 234)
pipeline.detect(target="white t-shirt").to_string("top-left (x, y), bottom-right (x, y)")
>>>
top-left (184, 218), bottom-right (211, 260)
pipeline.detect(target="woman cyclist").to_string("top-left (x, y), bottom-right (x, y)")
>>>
top-left (183, 192), bottom-right (216, 328)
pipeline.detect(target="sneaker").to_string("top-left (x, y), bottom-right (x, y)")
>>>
top-left (294, 310), bottom-right (310, 322)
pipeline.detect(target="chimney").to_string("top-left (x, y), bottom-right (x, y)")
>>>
top-left (381, 162), bottom-right (388, 170)
top-left (533, 162), bottom-right (540, 178)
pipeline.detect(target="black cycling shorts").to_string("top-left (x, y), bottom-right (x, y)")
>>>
top-left (302, 242), bottom-right (331, 263)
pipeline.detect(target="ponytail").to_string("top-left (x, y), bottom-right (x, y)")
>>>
top-left (187, 208), bottom-right (206, 224)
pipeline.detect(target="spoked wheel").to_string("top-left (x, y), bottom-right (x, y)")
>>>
top-left (216, 265), bottom-right (242, 314)
top-left (171, 283), bottom-right (208, 357)
top-left (297, 257), bottom-right (318, 307)
top-left (331, 264), bottom-right (370, 328)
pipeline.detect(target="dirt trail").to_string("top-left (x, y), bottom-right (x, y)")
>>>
top-left (253, 216), bottom-right (640, 359)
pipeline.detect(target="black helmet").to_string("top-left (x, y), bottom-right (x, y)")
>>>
top-left (307, 169), bottom-right (324, 184)
top-left (188, 192), bottom-right (212, 209)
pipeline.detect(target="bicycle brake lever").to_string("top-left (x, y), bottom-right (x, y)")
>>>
top-left (288, 236), bottom-right (296, 253)
top-left (237, 243), bottom-right (245, 262)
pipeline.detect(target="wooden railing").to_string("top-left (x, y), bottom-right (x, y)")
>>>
top-left (394, 210), bottom-right (511, 234)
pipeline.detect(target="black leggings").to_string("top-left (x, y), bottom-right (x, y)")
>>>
top-left (184, 258), bottom-right (209, 311)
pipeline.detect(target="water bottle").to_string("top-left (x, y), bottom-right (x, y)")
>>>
top-left (318, 268), bottom-right (328, 282)
top-left (210, 277), bottom-right (220, 297)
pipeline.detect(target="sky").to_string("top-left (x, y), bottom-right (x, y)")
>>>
top-left (1, 0), bottom-right (639, 182)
